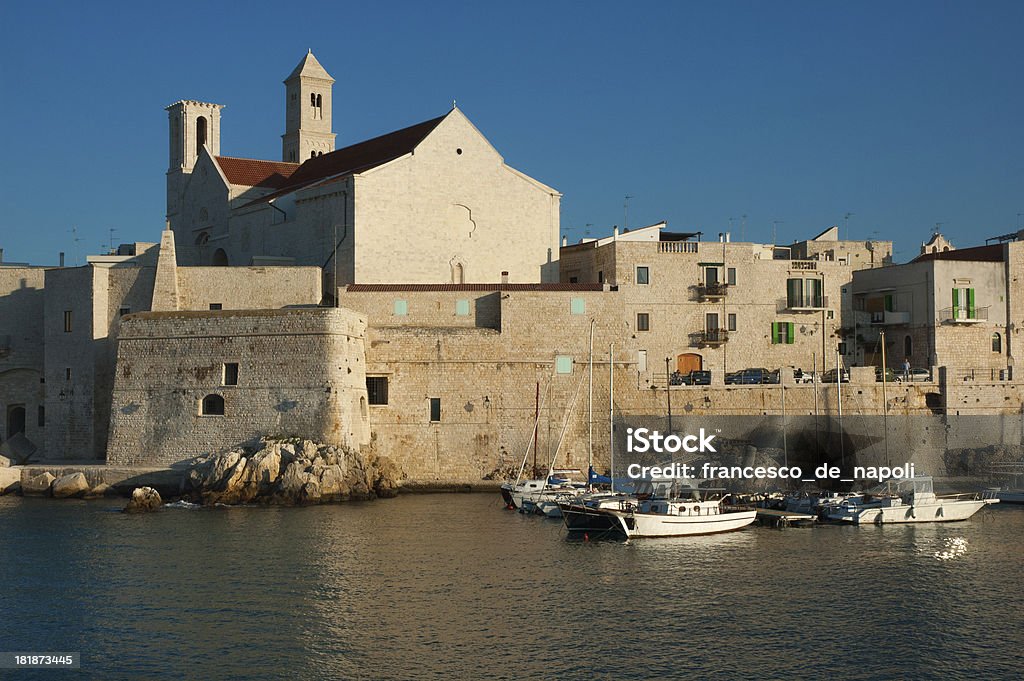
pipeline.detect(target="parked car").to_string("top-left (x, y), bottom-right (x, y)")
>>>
top-left (725, 368), bottom-right (780, 385)
top-left (897, 368), bottom-right (931, 382)
top-left (678, 370), bottom-right (712, 385)
top-left (875, 367), bottom-right (897, 383)
top-left (668, 371), bottom-right (685, 386)
top-left (792, 368), bottom-right (816, 384)
top-left (821, 368), bottom-right (850, 383)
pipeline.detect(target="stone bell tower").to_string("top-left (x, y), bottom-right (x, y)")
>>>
top-left (282, 50), bottom-right (336, 163)
top-left (165, 100), bottom-right (223, 228)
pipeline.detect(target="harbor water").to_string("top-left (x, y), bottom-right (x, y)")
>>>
top-left (2, 493), bottom-right (1022, 680)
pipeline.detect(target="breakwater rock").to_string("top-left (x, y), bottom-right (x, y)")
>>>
top-left (184, 438), bottom-right (402, 506)
top-left (125, 486), bottom-right (163, 513)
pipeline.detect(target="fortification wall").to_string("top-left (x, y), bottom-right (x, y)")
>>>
top-left (106, 307), bottom-right (369, 466)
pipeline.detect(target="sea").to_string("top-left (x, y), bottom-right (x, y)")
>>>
top-left (1, 493), bottom-right (1022, 680)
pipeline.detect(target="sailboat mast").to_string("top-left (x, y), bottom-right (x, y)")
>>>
top-left (588, 319), bottom-right (595, 489)
top-left (533, 382), bottom-right (539, 477)
top-left (609, 342), bottom-right (615, 494)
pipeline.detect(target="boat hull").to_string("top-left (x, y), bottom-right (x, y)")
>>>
top-left (561, 504), bottom-right (622, 533)
top-left (605, 509), bottom-right (757, 538)
top-left (846, 499), bottom-right (996, 524)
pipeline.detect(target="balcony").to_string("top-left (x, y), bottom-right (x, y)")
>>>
top-left (697, 282), bottom-right (729, 300)
top-left (657, 241), bottom-right (699, 254)
top-left (790, 260), bottom-right (818, 271)
top-left (870, 310), bottom-right (910, 325)
top-left (781, 295), bottom-right (829, 312)
top-left (940, 306), bottom-right (989, 323)
top-left (691, 328), bottom-right (729, 347)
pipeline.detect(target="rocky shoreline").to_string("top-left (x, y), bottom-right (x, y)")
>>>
top-left (0, 438), bottom-right (404, 512)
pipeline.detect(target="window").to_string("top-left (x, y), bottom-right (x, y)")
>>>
top-left (727, 313), bottom-right (737, 332)
top-left (455, 299), bottom-right (470, 316)
top-left (65, 368), bottom-right (71, 381)
top-left (63, 310), bottom-right (72, 333)
top-left (705, 267), bottom-right (719, 285)
top-left (429, 397), bottom-right (441, 422)
top-left (367, 377), bottom-right (389, 405)
top-left (993, 333), bottom-right (1002, 353)
top-left (38, 405), bottom-right (45, 428)
top-left (787, 278), bottom-right (823, 308)
top-left (727, 267), bottom-right (737, 286)
top-left (570, 298), bottom-right (586, 314)
top-left (952, 287), bottom-right (975, 319)
top-left (636, 313), bottom-right (650, 331)
top-left (598, 271), bottom-right (604, 284)
top-left (555, 355), bottom-right (573, 374)
top-left (706, 313), bottom-right (719, 332)
top-left (637, 350), bottom-right (647, 373)
top-left (209, 303), bottom-right (222, 310)
top-left (394, 300), bottom-right (408, 316)
top-left (196, 116), bottom-right (207, 156)
top-left (223, 363), bottom-right (239, 386)
top-left (201, 394), bottom-right (225, 416)
top-left (569, 276), bottom-right (578, 284)
top-left (119, 307), bottom-right (130, 317)
top-left (771, 322), bottom-right (795, 344)
top-left (905, 335), bottom-right (913, 358)
top-left (636, 266), bottom-right (650, 285)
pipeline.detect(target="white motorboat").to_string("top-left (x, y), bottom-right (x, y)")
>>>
top-left (826, 476), bottom-right (997, 524)
top-left (568, 477), bottom-right (756, 538)
top-left (985, 462), bottom-right (1024, 504)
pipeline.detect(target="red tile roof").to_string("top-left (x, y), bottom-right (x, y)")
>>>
top-left (344, 283), bottom-right (606, 292)
top-left (242, 113), bottom-right (449, 206)
top-left (215, 156), bottom-right (299, 188)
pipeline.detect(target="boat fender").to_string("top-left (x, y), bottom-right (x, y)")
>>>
top-left (679, 506), bottom-right (686, 514)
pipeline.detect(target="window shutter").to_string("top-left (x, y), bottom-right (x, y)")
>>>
top-left (786, 322), bottom-right (794, 344)
top-left (952, 288), bottom-right (959, 318)
top-left (884, 294), bottom-right (893, 312)
top-left (967, 288), bottom-right (975, 318)
top-left (771, 322), bottom-right (778, 344)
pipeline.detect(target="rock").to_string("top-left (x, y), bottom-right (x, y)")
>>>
top-left (22, 472), bottom-right (56, 496)
top-left (207, 455), bottom-right (249, 505)
top-left (0, 454), bottom-right (11, 467)
top-left (52, 472), bottom-right (90, 499)
top-left (369, 455), bottom-right (402, 498)
top-left (0, 467), bottom-right (20, 495)
top-left (83, 483), bottom-right (115, 499)
top-left (124, 486), bottom-right (162, 513)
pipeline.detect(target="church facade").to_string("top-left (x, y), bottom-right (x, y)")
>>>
top-left (166, 52), bottom-right (562, 287)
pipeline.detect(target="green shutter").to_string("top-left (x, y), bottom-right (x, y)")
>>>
top-left (884, 294), bottom-right (893, 312)
top-left (771, 322), bottom-right (779, 344)
top-left (952, 288), bottom-right (959, 318)
top-left (786, 322), bottom-right (794, 344)
top-left (967, 288), bottom-right (975, 319)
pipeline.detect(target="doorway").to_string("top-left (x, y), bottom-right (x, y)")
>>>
top-left (6, 404), bottom-right (26, 439)
top-left (677, 353), bottom-right (703, 374)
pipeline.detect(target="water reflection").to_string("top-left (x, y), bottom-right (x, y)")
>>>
top-left (0, 496), bottom-right (1022, 679)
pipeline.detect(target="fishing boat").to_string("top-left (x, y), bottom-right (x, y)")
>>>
top-left (825, 476), bottom-right (998, 524)
top-left (984, 462), bottom-right (1024, 504)
top-left (566, 476), bottom-right (756, 538)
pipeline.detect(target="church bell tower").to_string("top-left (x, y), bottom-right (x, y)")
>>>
top-left (282, 50), bottom-right (336, 163)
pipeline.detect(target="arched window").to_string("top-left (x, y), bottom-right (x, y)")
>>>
top-left (452, 262), bottom-right (464, 284)
top-left (311, 150), bottom-right (317, 159)
top-left (993, 332), bottom-right (1002, 353)
top-left (310, 93), bottom-right (317, 107)
top-left (195, 232), bottom-right (209, 245)
top-left (212, 248), bottom-right (229, 266)
top-left (198, 207), bottom-right (208, 222)
top-left (904, 335), bottom-right (912, 359)
top-left (196, 116), bottom-right (208, 156)
top-left (201, 394), bottom-right (225, 416)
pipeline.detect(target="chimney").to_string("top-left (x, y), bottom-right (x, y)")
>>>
top-left (614, 226), bottom-right (619, 239)
top-left (562, 236), bottom-right (567, 247)
top-left (726, 232), bottom-right (731, 243)
top-left (59, 252), bottom-right (65, 267)
top-left (0, 248), bottom-right (4, 264)
top-left (501, 271), bottom-right (509, 285)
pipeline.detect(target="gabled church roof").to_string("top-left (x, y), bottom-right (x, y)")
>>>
top-left (215, 156), bottom-right (299, 188)
top-left (242, 112), bottom-right (449, 206)
top-left (285, 50), bottom-right (334, 83)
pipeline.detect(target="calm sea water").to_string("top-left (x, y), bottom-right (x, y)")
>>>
top-left (1, 493), bottom-right (1022, 680)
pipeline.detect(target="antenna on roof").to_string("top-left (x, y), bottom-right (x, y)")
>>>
top-left (740, 214), bottom-right (747, 242)
top-left (844, 212), bottom-right (854, 240)
top-left (624, 195), bottom-right (633, 230)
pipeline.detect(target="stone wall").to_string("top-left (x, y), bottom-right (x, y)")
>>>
top-left (0, 268), bottom-right (46, 451)
top-left (106, 308), bottom-right (369, 466)
top-left (177, 266), bottom-right (322, 310)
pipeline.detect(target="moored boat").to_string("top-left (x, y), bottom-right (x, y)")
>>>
top-left (826, 476), bottom-right (997, 524)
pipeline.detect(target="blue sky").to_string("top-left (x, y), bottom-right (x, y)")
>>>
top-left (1, 0), bottom-right (1021, 265)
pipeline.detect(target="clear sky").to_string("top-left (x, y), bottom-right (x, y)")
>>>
top-left (1, 0), bottom-right (1021, 266)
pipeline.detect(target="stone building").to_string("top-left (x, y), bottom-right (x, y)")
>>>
top-left (166, 52), bottom-right (561, 286)
top-left (851, 240), bottom-right (1017, 378)
top-left (558, 222), bottom-right (892, 381)
top-left (0, 264), bottom-right (46, 455)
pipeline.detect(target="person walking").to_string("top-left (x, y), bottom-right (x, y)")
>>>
top-left (902, 357), bottom-right (911, 381)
